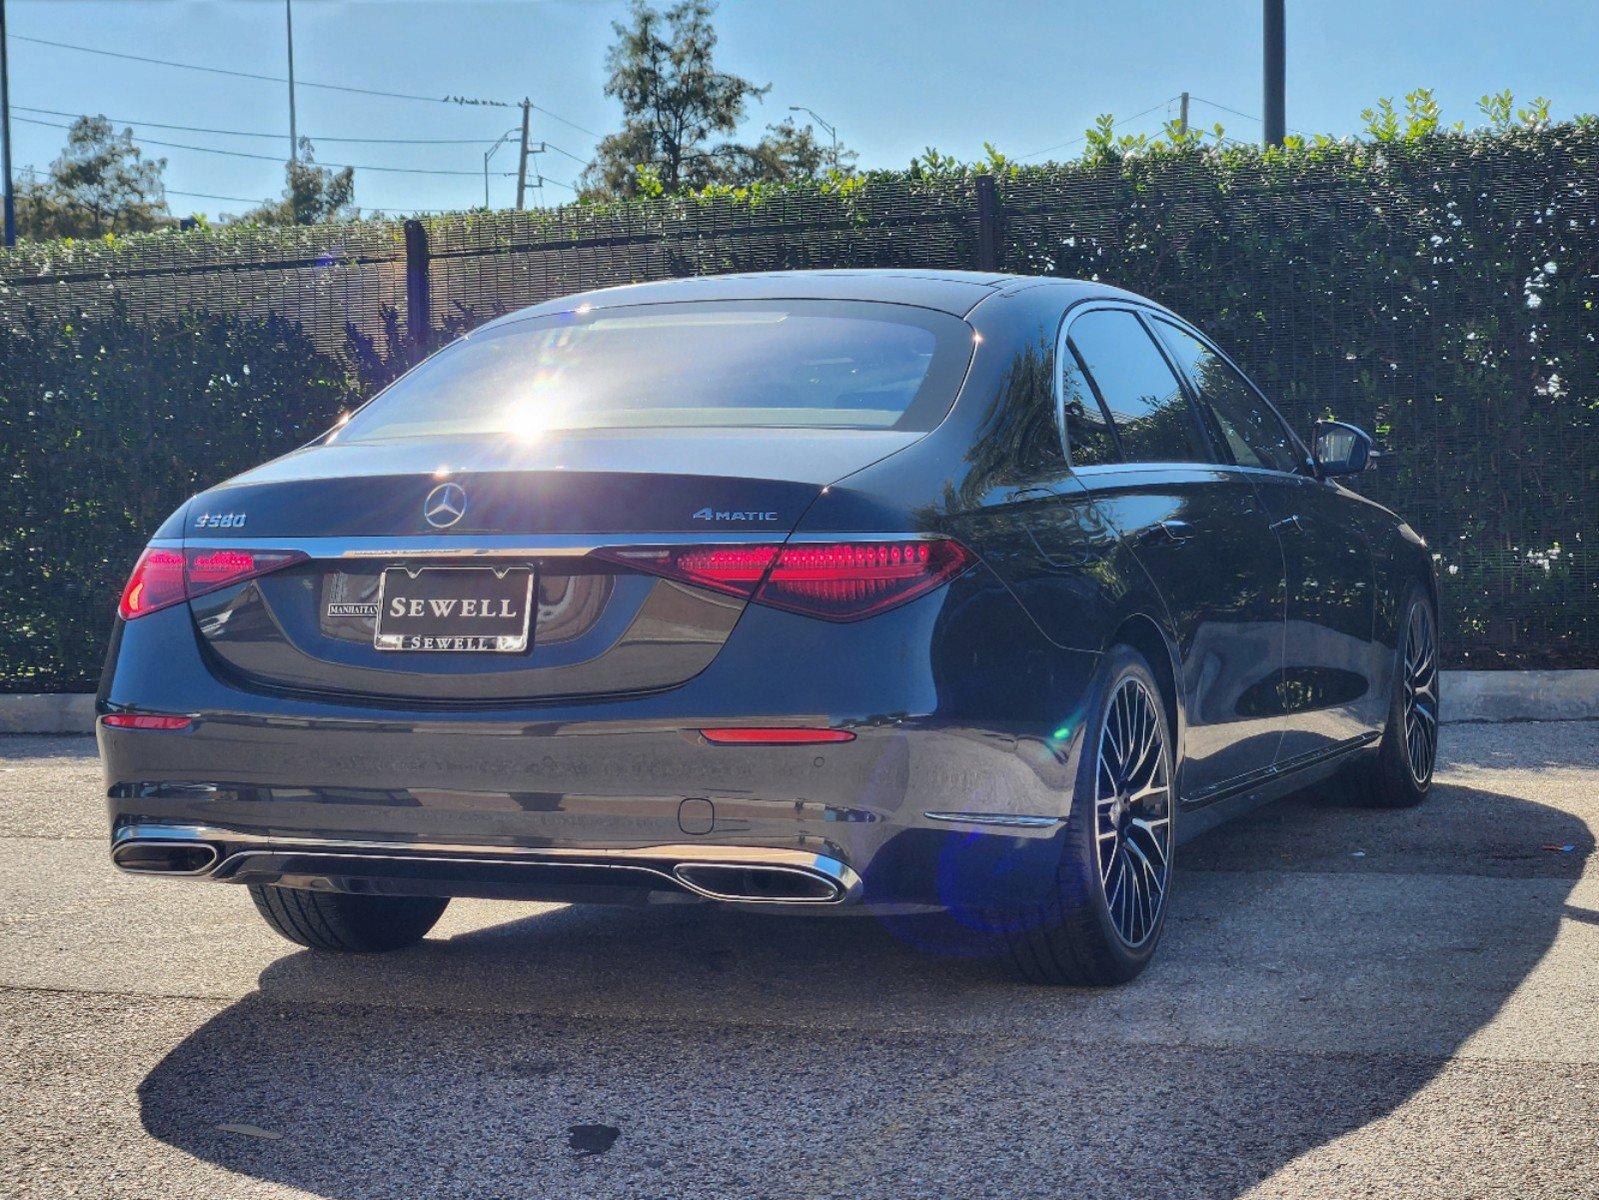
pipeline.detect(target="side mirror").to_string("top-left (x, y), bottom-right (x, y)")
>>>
top-left (1312, 420), bottom-right (1373, 478)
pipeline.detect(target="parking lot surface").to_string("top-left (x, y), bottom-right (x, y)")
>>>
top-left (2, 720), bottom-right (1596, 1199)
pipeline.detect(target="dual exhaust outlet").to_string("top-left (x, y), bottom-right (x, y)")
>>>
top-left (111, 829), bottom-right (854, 905)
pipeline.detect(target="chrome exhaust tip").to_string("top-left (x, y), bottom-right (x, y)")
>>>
top-left (111, 838), bottom-right (220, 876)
top-left (672, 861), bottom-right (847, 904)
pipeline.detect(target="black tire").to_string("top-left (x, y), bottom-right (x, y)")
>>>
top-left (995, 644), bottom-right (1177, 986)
top-left (1338, 585), bottom-right (1440, 809)
top-left (248, 884), bottom-right (448, 953)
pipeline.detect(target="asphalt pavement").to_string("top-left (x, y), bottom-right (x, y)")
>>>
top-left (2, 720), bottom-right (1596, 1199)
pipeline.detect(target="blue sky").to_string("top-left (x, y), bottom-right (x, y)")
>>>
top-left (6, 0), bottom-right (1598, 219)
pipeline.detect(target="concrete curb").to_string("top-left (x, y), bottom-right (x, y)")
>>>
top-left (1443, 669), bottom-right (1599, 723)
top-left (0, 693), bottom-right (97, 735)
top-left (1, 670), bottom-right (1594, 735)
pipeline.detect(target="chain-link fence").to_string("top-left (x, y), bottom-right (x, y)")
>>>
top-left (1, 128), bottom-right (1594, 687)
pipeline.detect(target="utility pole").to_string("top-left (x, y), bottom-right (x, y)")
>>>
top-left (1, 0), bottom-right (15, 247)
top-left (285, 0), bottom-right (298, 163)
top-left (515, 99), bottom-right (531, 209)
top-left (1263, 0), bottom-right (1285, 146)
top-left (1178, 91), bottom-right (1190, 137)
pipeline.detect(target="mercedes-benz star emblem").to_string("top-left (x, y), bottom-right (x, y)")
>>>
top-left (423, 482), bottom-right (466, 529)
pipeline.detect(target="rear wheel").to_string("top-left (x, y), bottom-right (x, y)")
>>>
top-left (248, 885), bottom-right (448, 953)
top-left (1338, 586), bottom-right (1439, 808)
top-left (996, 645), bottom-right (1176, 986)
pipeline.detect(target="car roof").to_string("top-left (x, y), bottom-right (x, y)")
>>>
top-left (471, 269), bottom-right (1116, 330)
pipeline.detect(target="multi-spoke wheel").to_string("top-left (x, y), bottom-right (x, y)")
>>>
top-left (1401, 601), bottom-right (1439, 786)
top-left (1338, 585), bottom-right (1440, 808)
top-left (996, 644), bottom-right (1177, 986)
top-left (1093, 677), bottom-right (1174, 948)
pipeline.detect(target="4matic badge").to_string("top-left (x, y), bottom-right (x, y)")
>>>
top-left (691, 507), bottom-right (779, 522)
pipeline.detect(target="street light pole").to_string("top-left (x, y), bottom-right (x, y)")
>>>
top-left (483, 128), bottom-right (516, 209)
top-left (788, 105), bottom-right (839, 172)
top-left (1, 0), bottom-right (15, 247)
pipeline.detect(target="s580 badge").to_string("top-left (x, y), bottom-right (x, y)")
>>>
top-left (194, 511), bottom-right (247, 529)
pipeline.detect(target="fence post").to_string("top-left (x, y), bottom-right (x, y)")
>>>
top-left (403, 219), bottom-right (431, 349)
top-left (973, 173), bottom-right (1001, 271)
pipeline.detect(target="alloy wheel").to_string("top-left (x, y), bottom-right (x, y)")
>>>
top-left (1402, 603), bottom-right (1439, 785)
top-left (1093, 677), bottom-right (1174, 947)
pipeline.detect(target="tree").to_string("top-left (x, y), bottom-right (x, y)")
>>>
top-left (238, 139), bottom-right (356, 226)
top-left (579, 0), bottom-right (854, 199)
top-left (17, 116), bottom-right (169, 240)
top-left (732, 116), bottom-right (856, 185)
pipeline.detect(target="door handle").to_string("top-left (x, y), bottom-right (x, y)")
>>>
top-left (1270, 514), bottom-right (1305, 534)
top-left (1143, 519), bottom-right (1195, 545)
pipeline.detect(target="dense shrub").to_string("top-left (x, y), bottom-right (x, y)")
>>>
top-left (0, 306), bottom-right (363, 689)
top-left (0, 121), bottom-right (1594, 687)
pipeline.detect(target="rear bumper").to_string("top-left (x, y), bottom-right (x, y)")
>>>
top-left (111, 821), bottom-right (861, 905)
top-left (99, 572), bottom-right (1101, 910)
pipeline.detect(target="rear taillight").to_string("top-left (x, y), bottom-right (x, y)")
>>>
top-left (757, 540), bottom-right (972, 621)
top-left (593, 544), bottom-right (779, 600)
top-left (593, 538), bottom-right (972, 622)
top-left (117, 547), bottom-right (309, 620)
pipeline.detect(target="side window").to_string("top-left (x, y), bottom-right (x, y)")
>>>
top-left (1059, 347), bottom-right (1120, 466)
top-left (1154, 320), bottom-right (1301, 473)
top-left (1066, 310), bottom-right (1209, 464)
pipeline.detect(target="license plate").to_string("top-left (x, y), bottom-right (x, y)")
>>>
top-left (374, 567), bottom-right (534, 653)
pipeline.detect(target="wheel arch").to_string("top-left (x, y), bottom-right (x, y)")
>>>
top-left (1105, 612), bottom-right (1185, 775)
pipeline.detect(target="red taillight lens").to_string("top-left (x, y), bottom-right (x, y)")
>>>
top-left (117, 547), bottom-right (308, 620)
top-left (592, 538), bottom-right (972, 622)
top-left (101, 713), bottom-right (193, 731)
top-left (117, 548), bottom-right (186, 620)
top-left (700, 727), bottom-right (856, 745)
top-left (757, 539), bottom-right (972, 621)
top-left (592, 544), bottom-right (781, 600)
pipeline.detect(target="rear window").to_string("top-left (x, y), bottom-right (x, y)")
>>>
top-left (335, 299), bottom-right (974, 442)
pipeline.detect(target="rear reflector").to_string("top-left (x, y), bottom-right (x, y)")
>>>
top-left (700, 727), bottom-right (856, 745)
top-left (101, 713), bottom-right (193, 731)
top-left (593, 538), bottom-right (971, 621)
top-left (118, 547), bottom-right (308, 619)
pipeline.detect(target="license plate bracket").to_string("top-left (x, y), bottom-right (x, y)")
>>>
top-left (374, 567), bottom-right (534, 653)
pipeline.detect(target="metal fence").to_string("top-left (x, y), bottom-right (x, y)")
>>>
top-left (1, 129), bottom-right (1594, 679)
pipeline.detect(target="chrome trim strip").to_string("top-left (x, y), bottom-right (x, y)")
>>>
top-left (110, 822), bottom-right (862, 903)
top-left (922, 811), bottom-right (1063, 828)
top-left (221, 848), bottom-right (684, 891)
top-left (149, 531), bottom-right (944, 559)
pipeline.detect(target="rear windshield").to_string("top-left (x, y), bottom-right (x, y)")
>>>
top-left (335, 299), bottom-right (974, 442)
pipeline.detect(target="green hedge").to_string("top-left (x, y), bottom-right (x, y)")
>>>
top-left (1, 124), bottom-right (1595, 689)
top-left (0, 307), bottom-right (367, 690)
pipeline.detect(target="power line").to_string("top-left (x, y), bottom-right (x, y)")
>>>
top-left (528, 106), bottom-right (601, 140)
top-left (1189, 95), bottom-right (1264, 124)
top-left (1021, 98), bottom-right (1177, 160)
top-left (541, 141), bottom-right (591, 167)
top-left (165, 187), bottom-right (275, 205)
top-left (14, 114), bottom-right (491, 176)
top-left (14, 33), bottom-right (604, 143)
top-left (14, 104), bottom-right (509, 145)
top-left (1187, 96), bottom-right (1307, 137)
top-left (11, 33), bottom-right (512, 109)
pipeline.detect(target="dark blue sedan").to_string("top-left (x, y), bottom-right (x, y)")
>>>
top-left (99, 270), bottom-right (1438, 984)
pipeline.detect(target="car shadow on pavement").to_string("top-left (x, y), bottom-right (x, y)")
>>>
top-left (137, 780), bottom-right (1591, 1199)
